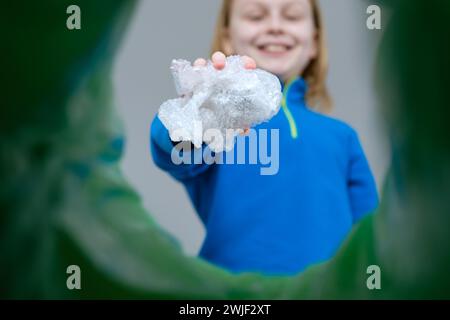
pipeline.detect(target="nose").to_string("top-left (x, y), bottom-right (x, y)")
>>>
top-left (266, 14), bottom-right (284, 35)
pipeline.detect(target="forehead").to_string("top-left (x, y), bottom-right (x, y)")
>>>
top-left (232, 0), bottom-right (311, 10)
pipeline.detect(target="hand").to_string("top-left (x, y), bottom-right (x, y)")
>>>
top-left (193, 52), bottom-right (255, 135)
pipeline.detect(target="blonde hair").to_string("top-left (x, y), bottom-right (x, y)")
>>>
top-left (211, 0), bottom-right (332, 113)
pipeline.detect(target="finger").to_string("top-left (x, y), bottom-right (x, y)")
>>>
top-left (239, 128), bottom-right (250, 136)
top-left (212, 51), bottom-right (226, 70)
top-left (242, 56), bottom-right (256, 69)
top-left (193, 58), bottom-right (207, 67)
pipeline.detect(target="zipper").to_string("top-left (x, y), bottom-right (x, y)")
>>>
top-left (281, 77), bottom-right (298, 139)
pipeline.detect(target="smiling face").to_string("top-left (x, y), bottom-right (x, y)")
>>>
top-left (223, 0), bottom-right (318, 82)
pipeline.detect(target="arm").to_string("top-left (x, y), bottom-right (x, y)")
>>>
top-left (347, 129), bottom-right (379, 223)
top-left (150, 115), bottom-right (212, 181)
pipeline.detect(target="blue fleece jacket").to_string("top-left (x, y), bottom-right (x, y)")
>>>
top-left (150, 76), bottom-right (378, 275)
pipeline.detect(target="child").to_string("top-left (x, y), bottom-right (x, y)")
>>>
top-left (150, 0), bottom-right (378, 275)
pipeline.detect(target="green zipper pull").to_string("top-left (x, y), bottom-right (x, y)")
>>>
top-left (281, 77), bottom-right (299, 139)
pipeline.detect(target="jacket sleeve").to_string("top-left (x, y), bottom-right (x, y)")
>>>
top-left (150, 115), bottom-right (213, 181)
top-left (347, 129), bottom-right (379, 223)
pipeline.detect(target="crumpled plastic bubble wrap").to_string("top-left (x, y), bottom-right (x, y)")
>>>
top-left (157, 55), bottom-right (282, 152)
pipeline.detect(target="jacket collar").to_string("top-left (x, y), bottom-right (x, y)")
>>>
top-left (280, 76), bottom-right (308, 108)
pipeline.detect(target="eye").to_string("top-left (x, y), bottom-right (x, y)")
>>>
top-left (242, 7), bottom-right (266, 22)
top-left (245, 13), bottom-right (265, 21)
top-left (284, 12), bottom-right (304, 21)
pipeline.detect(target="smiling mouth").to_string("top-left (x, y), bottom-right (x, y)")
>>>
top-left (257, 44), bottom-right (293, 54)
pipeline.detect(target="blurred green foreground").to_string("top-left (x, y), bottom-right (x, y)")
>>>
top-left (1, 0), bottom-right (450, 298)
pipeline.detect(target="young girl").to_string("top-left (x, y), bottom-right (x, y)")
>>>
top-left (150, 0), bottom-right (378, 275)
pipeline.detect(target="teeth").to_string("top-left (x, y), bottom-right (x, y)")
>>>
top-left (262, 44), bottom-right (288, 53)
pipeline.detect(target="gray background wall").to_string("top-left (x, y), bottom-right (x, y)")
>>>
top-left (113, 0), bottom-right (389, 255)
